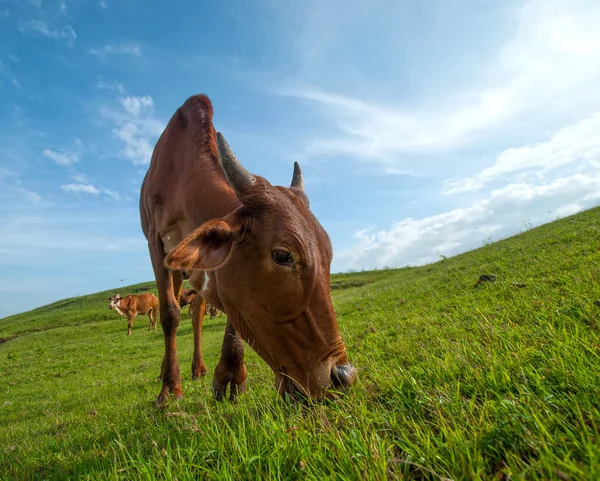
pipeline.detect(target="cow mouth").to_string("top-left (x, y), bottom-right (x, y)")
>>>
top-left (276, 368), bottom-right (342, 402)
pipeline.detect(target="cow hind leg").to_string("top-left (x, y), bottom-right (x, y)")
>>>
top-left (191, 297), bottom-right (208, 379)
top-left (149, 237), bottom-right (184, 405)
top-left (127, 315), bottom-right (134, 336)
top-left (213, 319), bottom-right (247, 401)
top-left (147, 308), bottom-right (157, 331)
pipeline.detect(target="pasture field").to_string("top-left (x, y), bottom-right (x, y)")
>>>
top-left (1, 207), bottom-right (600, 480)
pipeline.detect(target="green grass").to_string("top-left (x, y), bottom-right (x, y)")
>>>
top-left (1, 207), bottom-right (599, 480)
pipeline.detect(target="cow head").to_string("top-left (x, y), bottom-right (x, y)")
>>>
top-left (108, 294), bottom-right (122, 310)
top-left (165, 133), bottom-right (357, 401)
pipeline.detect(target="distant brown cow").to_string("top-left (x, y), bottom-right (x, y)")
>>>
top-left (179, 288), bottom-right (198, 318)
top-left (140, 94), bottom-right (356, 405)
top-left (206, 303), bottom-right (221, 319)
top-left (179, 288), bottom-right (221, 320)
top-left (108, 293), bottom-right (158, 336)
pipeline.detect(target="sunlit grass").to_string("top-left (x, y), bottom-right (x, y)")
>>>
top-left (1, 207), bottom-right (599, 480)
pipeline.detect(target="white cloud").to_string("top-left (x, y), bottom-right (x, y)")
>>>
top-left (23, 190), bottom-right (42, 204)
top-left (18, 19), bottom-right (76, 46)
top-left (59, 1), bottom-right (68, 16)
top-left (61, 183), bottom-right (100, 195)
top-left (12, 183), bottom-right (42, 204)
top-left (90, 42), bottom-right (141, 58)
top-left (70, 172), bottom-right (88, 183)
top-left (277, 0), bottom-right (600, 169)
top-left (43, 148), bottom-right (78, 166)
top-left (102, 188), bottom-right (121, 200)
top-left (119, 95), bottom-right (153, 116)
top-left (94, 77), bottom-right (125, 95)
top-left (97, 0), bottom-right (108, 9)
top-left (334, 173), bottom-right (600, 271)
top-left (444, 112), bottom-right (600, 194)
top-left (101, 94), bottom-right (164, 165)
top-left (554, 204), bottom-right (584, 218)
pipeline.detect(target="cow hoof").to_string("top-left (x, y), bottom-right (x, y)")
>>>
top-left (156, 390), bottom-right (184, 407)
top-left (229, 380), bottom-right (247, 402)
top-left (212, 379), bottom-right (246, 402)
top-left (191, 365), bottom-right (208, 380)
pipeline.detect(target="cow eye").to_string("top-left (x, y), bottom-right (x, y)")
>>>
top-left (272, 248), bottom-right (293, 266)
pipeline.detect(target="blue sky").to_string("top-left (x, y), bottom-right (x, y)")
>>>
top-left (1, 0), bottom-right (600, 317)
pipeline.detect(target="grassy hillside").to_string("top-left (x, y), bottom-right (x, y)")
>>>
top-left (1, 207), bottom-right (599, 480)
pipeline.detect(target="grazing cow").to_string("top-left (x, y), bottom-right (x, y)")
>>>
top-left (179, 288), bottom-right (198, 318)
top-left (179, 288), bottom-right (220, 319)
top-left (139, 94), bottom-right (356, 404)
top-left (108, 293), bottom-right (159, 336)
top-left (206, 303), bottom-right (220, 319)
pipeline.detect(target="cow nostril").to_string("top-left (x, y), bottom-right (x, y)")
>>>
top-left (331, 364), bottom-right (357, 389)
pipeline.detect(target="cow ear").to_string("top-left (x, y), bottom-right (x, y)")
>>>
top-left (164, 217), bottom-right (242, 271)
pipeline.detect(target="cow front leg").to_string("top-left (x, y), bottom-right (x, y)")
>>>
top-left (149, 238), bottom-right (184, 405)
top-left (213, 319), bottom-right (247, 401)
top-left (191, 297), bottom-right (208, 379)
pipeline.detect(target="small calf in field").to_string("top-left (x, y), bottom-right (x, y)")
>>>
top-left (206, 303), bottom-right (222, 319)
top-left (180, 288), bottom-right (221, 320)
top-left (108, 293), bottom-right (159, 336)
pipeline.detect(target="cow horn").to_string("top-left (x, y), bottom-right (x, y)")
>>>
top-left (217, 132), bottom-right (255, 194)
top-left (290, 161), bottom-right (304, 191)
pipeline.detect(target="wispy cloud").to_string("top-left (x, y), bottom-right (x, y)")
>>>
top-left (21, 188), bottom-right (42, 204)
top-left (61, 183), bottom-right (100, 194)
top-left (94, 76), bottom-right (125, 95)
top-left (97, 0), bottom-right (108, 10)
top-left (12, 179), bottom-right (42, 204)
top-left (0, 59), bottom-right (23, 91)
top-left (18, 19), bottom-right (76, 46)
top-left (102, 188), bottom-right (121, 200)
top-left (335, 173), bottom-right (600, 272)
top-left (90, 41), bottom-right (142, 58)
top-left (444, 113), bottom-right (600, 194)
top-left (43, 148), bottom-right (78, 167)
top-left (70, 172), bottom-right (88, 183)
top-left (277, 0), bottom-right (600, 171)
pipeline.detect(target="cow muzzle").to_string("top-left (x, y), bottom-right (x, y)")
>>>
top-left (275, 361), bottom-right (357, 401)
top-left (331, 363), bottom-right (357, 390)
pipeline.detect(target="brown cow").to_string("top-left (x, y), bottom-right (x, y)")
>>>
top-left (206, 303), bottom-right (221, 319)
top-left (139, 94), bottom-right (356, 404)
top-left (179, 288), bottom-right (221, 320)
top-left (179, 288), bottom-right (198, 318)
top-left (108, 293), bottom-right (159, 336)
